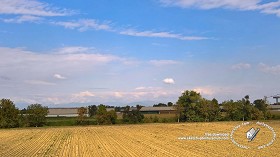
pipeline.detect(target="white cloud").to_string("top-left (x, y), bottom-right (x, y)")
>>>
top-left (0, 46), bottom-right (126, 103)
top-left (64, 53), bottom-right (119, 63)
top-left (160, 0), bottom-right (280, 17)
top-left (52, 19), bottom-right (112, 32)
top-left (0, 0), bottom-right (72, 17)
top-left (56, 46), bottom-right (93, 54)
top-left (111, 88), bottom-right (175, 100)
top-left (149, 60), bottom-right (181, 66)
top-left (73, 91), bottom-right (95, 97)
top-left (114, 92), bottom-right (123, 98)
top-left (2, 15), bottom-right (43, 23)
top-left (163, 78), bottom-right (175, 84)
top-left (53, 21), bottom-right (208, 41)
top-left (193, 87), bottom-right (215, 96)
top-left (120, 29), bottom-right (208, 41)
top-left (5, 46), bottom-right (276, 106)
top-left (0, 47), bottom-right (120, 68)
top-left (42, 88), bottom-right (178, 105)
top-left (231, 63), bottom-right (251, 70)
top-left (160, 0), bottom-right (260, 10)
top-left (259, 63), bottom-right (280, 75)
top-left (54, 74), bottom-right (66, 80)
top-left (135, 86), bottom-right (161, 90)
top-left (135, 86), bottom-right (148, 90)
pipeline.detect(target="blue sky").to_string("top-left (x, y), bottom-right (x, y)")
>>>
top-left (1, 0), bottom-right (280, 108)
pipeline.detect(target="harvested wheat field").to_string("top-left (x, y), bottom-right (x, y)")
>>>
top-left (0, 121), bottom-right (279, 157)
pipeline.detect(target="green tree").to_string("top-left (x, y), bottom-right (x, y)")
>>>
top-left (212, 98), bottom-right (218, 106)
top-left (20, 108), bottom-right (27, 114)
top-left (77, 107), bottom-right (88, 125)
top-left (153, 103), bottom-right (167, 107)
top-left (254, 99), bottom-right (271, 119)
top-left (177, 90), bottom-right (205, 122)
top-left (242, 95), bottom-right (254, 121)
top-left (167, 102), bottom-right (173, 106)
top-left (27, 104), bottom-right (48, 127)
top-left (251, 107), bottom-right (264, 120)
top-left (115, 106), bottom-right (121, 112)
top-left (96, 104), bottom-right (117, 125)
top-left (0, 99), bottom-right (20, 128)
top-left (122, 106), bottom-right (144, 124)
top-left (222, 100), bottom-right (243, 121)
top-left (88, 105), bottom-right (97, 117)
top-left (107, 110), bottom-right (117, 124)
top-left (199, 98), bottom-right (221, 122)
top-left (136, 104), bottom-right (143, 110)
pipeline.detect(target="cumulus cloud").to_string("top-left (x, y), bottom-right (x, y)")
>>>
top-left (193, 87), bottom-right (215, 96)
top-left (120, 29), bottom-right (208, 41)
top-left (73, 91), bottom-right (95, 97)
top-left (0, 46), bottom-right (125, 103)
top-left (43, 87), bottom-right (179, 105)
top-left (231, 63), bottom-right (251, 70)
top-left (0, 0), bottom-right (73, 17)
top-left (259, 63), bottom-right (280, 75)
top-left (160, 0), bottom-right (280, 17)
top-left (54, 74), bottom-right (66, 80)
top-left (114, 92), bottom-right (123, 98)
top-left (163, 78), bottom-right (175, 84)
top-left (52, 19), bottom-right (112, 32)
top-left (112, 88), bottom-right (175, 100)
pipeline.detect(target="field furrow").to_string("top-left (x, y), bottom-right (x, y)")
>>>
top-left (0, 121), bottom-right (279, 157)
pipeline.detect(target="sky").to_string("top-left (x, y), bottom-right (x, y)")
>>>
top-left (1, 0), bottom-right (280, 108)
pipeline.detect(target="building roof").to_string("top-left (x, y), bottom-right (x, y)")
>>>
top-left (48, 108), bottom-right (80, 115)
top-left (268, 105), bottom-right (280, 109)
top-left (106, 108), bottom-right (115, 111)
top-left (48, 107), bottom-right (114, 115)
top-left (139, 106), bottom-right (175, 111)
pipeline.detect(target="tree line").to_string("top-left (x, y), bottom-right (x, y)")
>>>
top-left (0, 90), bottom-right (277, 128)
top-left (85, 104), bottom-right (144, 125)
top-left (176, 90), bottom-right (272, 122)
top-left (0, 99), bottom-right (48, 128)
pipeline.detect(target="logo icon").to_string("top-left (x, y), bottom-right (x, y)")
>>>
top-left (246, 127), bottom-right (260, 142)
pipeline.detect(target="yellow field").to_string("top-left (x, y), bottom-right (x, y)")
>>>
top-left (0, 121), bottom-right (279, 157)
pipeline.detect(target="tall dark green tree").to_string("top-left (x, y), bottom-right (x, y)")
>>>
top-left (254, 99), bottom-right (271, 119)
top-left (177, 90), bottom-right (220, 122)
top-left (222, 100), bottom-right (243, 121)
top-left (0, 99), bottom-right (20, 128)
top-left (167, 102), bottom-right (173, 106)
top-left (177, 90), bottom-right (203, 122)
top-left (96, 104), bottom-right (117, 124)
top-left (199, 98), bottom-right (221, 122)
top-left (251, 107), bottom-right (264, 120)
top-left (88, 105), bottom-right (97, 117)
top-left (242, 95), bottom-right (254, 121)
top-left (122, 106), bottom-right (144, 123)
top-left (153, 103), bottom-right (167, 107)
top-left (27, 104), bottom-right (48, 127)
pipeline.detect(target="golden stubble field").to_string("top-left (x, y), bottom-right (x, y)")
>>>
top-left (0, 121), bottom-right (279, 157)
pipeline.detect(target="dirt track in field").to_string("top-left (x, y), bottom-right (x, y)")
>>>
top-left (0, 121), bottom-right (279, 157)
